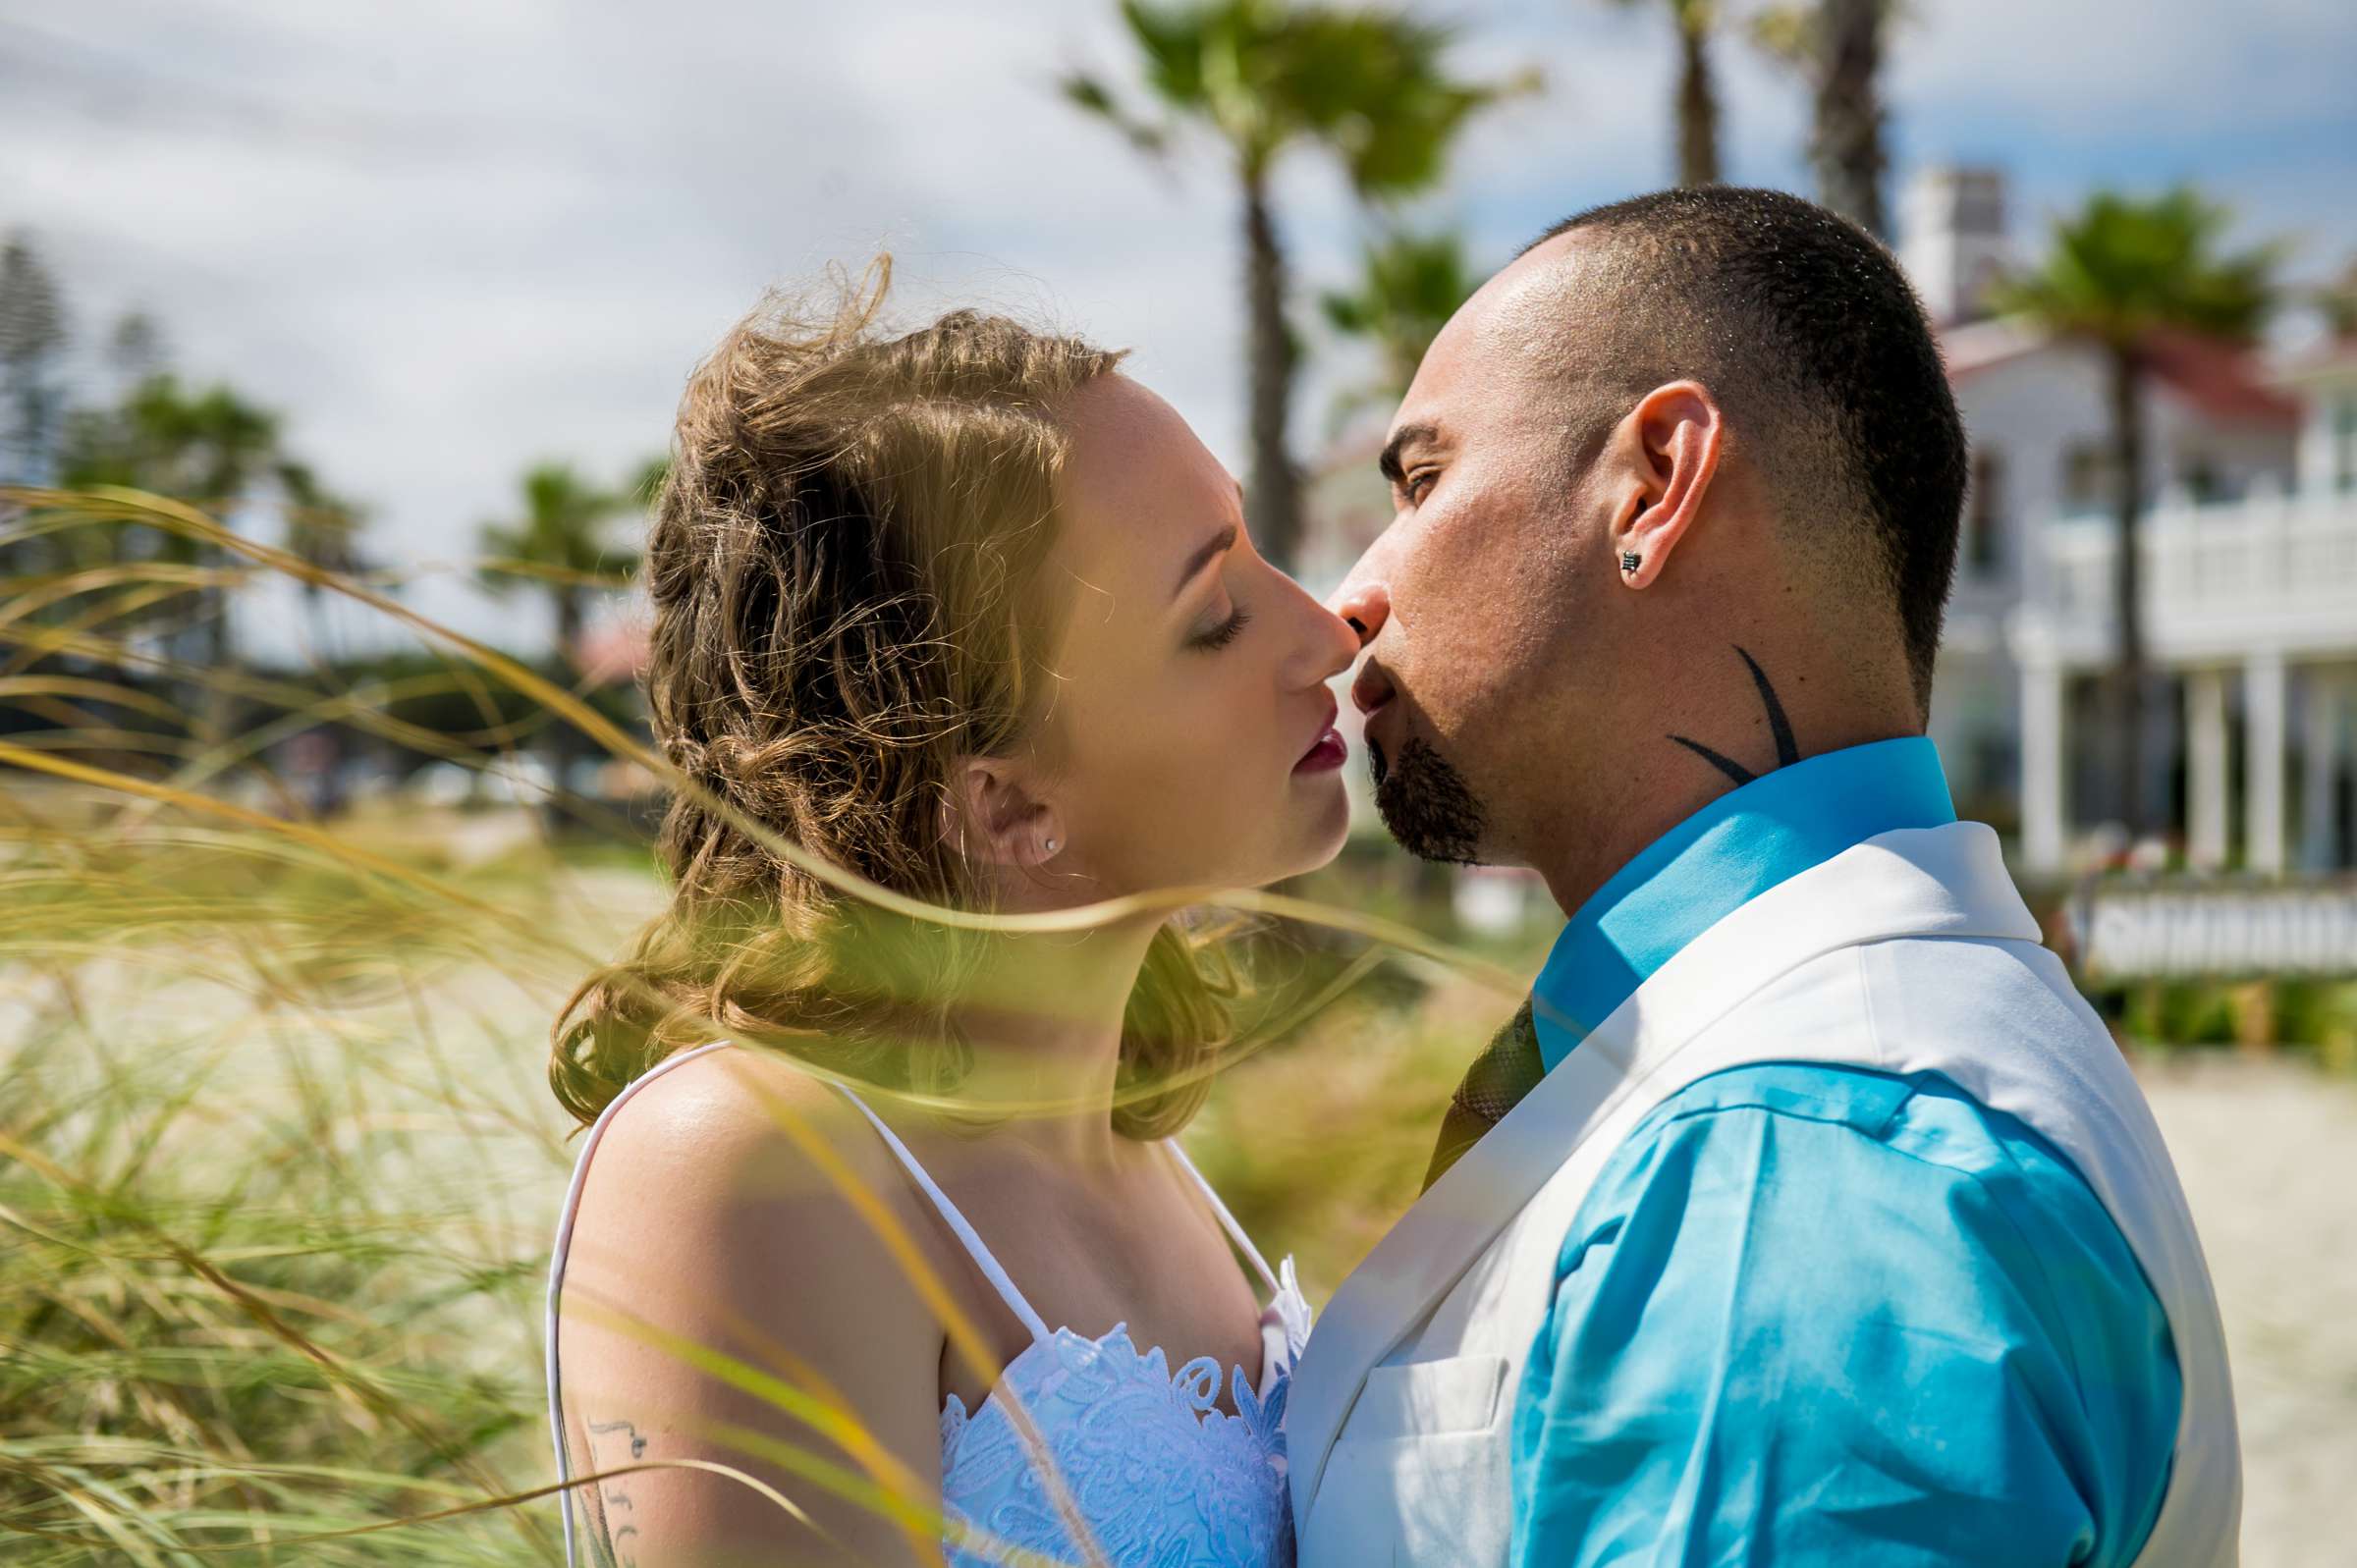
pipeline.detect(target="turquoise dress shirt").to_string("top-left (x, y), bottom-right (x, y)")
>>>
top-left (1509, 737), bottom-right (2181, 1567)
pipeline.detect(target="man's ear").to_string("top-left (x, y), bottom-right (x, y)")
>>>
top-left (1608, 380), bottom-right (1725, 590)
top-left (941, 754), bottom-right (1064, 870)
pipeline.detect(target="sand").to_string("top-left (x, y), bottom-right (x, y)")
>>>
top-left (2139, 1051), bottom-right (2357, 1566)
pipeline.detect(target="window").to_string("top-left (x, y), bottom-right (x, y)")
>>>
top-left (2336, 395), bottom-right (2357, 494)
top-left (2178, 456), bottom-right (2222, 505)
top-left (2061, 441), bottom-right (2121, 513)
top-left (1966, 448), bottom-right (2004, 574)
top-left (1967, 732), bottom-right (2014, 804)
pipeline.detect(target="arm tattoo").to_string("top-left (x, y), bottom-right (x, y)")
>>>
top-left (1669, 645), bottom-right (1800, 786)
top-left (585, 1419), bottom-right (649, 1568)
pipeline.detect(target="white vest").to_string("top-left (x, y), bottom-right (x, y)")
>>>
top-left (1288, 824), bottom-right (2239, 1567)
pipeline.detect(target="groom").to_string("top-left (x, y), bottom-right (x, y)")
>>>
top-left (1292, 187), bottom-right (2238, 1567)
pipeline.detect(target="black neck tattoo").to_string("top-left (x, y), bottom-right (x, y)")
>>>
top-left (1668, 645), bottom-right (1799, 786)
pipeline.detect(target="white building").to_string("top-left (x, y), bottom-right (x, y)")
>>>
top-left (1910, 167), bottom-right (2357, 878)
top-left (1288, 171), bottom-right (2356, 883)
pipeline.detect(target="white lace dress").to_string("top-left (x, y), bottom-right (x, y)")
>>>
top-left (544, 1041), bottom-right (1314, 1568)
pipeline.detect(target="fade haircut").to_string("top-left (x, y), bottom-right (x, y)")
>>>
top-left (1522, 187), bottom-right (1967, 711)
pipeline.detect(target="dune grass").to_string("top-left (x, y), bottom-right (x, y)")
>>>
top-left (19, 482), bottom-right (2357, 1563)
top-left (0, 785), bottom-right (1531, 1565)
top-left (0, 800), bottom-right (639, 1565)
top-left (0, 482), bottom-right (1546, 1562)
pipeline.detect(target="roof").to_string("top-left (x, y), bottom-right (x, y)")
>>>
top-left (1940, 317), bottom-right (2299, 426)
top-left (2139, 326), bottom-right (2301, 424)
top-left (2276, 333), bottom-right (2357, 388)
top-left (1939, 317), bottom-right (2048, 379)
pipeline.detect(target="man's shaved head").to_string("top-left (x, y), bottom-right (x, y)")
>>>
top-left (1513, 187), bottom-right (1966, 707)
top-left (1335, 185), bottom-right (1960, 894)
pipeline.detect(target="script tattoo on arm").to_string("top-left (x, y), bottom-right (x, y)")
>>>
top-left (585, 1418), bottom-right (649, 1568)
top-left (1668, 645), bottom-right (1800, 786)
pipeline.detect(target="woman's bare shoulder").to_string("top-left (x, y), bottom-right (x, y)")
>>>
top-left (568, 1046), bottom-right (920, 1293)
top-left (557, 1060), bottom-right (948, 1566)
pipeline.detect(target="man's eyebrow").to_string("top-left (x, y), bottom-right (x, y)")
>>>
top-left (1172, 522), bottom-right (1237, 601)
top-left (1379, 423), bottom-right (1441, 486)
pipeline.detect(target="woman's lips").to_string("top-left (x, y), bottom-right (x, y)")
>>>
top-left (1294, 726), bottom-right (1347, 774)
top-left (1294, 690), bottom-right (1345, 775)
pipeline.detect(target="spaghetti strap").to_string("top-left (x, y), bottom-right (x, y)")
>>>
top-left (1162, 1139), bottom-right (1282, 1298)
top-left (830, 1085), bottom-right (1056, 1346)
top-left (544, 1038), bottom-right (733, 1568)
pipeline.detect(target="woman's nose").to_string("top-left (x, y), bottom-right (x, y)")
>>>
top-left (1309, 596), bottom-right (1361, 683)
top-left (1275, 568), bottom-right (1366, 688)
top-left (1329, 580), bottom-right (1391, 650)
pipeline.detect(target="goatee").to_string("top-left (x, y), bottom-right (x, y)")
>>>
top-left (1372, 735), bottom-right (1486, 866)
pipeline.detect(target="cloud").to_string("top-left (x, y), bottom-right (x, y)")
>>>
top-left (1892, 0), bottom-right (2353, 134)
top-left (4, 1), bottom-right (2349, 662)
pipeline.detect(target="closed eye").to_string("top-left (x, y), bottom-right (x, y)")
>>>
top-left (1190, 606), bottom-right (1252, 651)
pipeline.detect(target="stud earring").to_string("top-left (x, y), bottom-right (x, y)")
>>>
top-left (1043, 837), bottom-right (1059, 855)
top-left (1620, 551), bottom-right (1642, 576)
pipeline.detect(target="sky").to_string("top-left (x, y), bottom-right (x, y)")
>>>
top-left (6, 0), bottom-right (2353, 662)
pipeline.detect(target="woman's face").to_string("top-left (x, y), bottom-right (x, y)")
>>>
top-left (1016, 374), bottom-right (1359, 901)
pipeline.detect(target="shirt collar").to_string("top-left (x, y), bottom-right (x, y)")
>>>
top-left (1530, 735), bottom-right (1956, 1071)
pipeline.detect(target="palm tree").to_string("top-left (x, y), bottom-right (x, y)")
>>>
top-left (0, 232), bottom-right (70, 488)
top-left (477, 462), bottom-right (637, 794)
top-left (58, 374), bottom-right (281, 735)
top-left (1994, 189), bottom-right (2278, 838)
top-left (1320, 226), bottom-right (1479, 415)
top-left (0, 234), bottom-right (70, 609)
top-left (1064, 1), bottom-right (1534, 570)
top-left (2321, 256), bottom-right (2357, 340)
top-left (1811, 0), bottom-right (1887, 236)
top-left (270, 459), bottom-right (370, 812)
top-left (275, 458), bottom-right (368, 661)
top-left (128, 379), bottom-right (282, 512)
top-left (1748, 0), bottom-right (1896, 237)
top-left (1606, 0), bottom-right (1721, 188)
top-left (478, 460), bottom-right (639, 667)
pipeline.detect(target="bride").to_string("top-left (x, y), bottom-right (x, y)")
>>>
top-left (543, 262), bottom-right (1359, 1568)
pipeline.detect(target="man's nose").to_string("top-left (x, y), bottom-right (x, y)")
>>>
top-left (1329, 580), bottom-right (1391, 651)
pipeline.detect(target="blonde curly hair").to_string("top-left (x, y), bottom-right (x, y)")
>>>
top-left (549, 262), bottom-right (1237, 1139)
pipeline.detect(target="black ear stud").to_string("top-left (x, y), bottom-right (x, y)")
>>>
top-left (1620, 551), bottom-right (1642, 575)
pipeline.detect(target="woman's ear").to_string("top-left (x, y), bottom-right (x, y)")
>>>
top-left (943, 755), bottom-right (1064, 870)
top-left (1609, 380), bottom-right (1725, 590)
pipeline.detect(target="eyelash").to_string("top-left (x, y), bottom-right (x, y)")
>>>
top-left (1402, 469), bottom-right (1437, 505)
top-left (1192, 607), bottom-right (1252, 651)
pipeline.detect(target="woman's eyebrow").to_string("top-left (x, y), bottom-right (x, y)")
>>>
top-left (1171, 522), bottom-right (1237, 602)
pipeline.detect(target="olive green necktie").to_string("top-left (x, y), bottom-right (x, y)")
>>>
top-left (1422, 998), bottom-right (1547, 1192)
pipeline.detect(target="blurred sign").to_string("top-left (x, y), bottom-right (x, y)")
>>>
top-left (2068, 883), bottom-right (2357, 981)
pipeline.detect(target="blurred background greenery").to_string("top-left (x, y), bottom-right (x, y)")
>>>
top-left (7, 1), bottom-right (2357, 1563)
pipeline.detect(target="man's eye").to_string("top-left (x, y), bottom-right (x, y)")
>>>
top-left (1403, 469), bottom-right (1437, 505)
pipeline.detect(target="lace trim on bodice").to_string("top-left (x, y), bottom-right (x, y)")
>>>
top-left (541, 1044), bottom-right (1311, 1568)
top-left (936, 1260), bottom-right (1312, 1568)
top-left (831, 1083), bottom-right (1314, 1568)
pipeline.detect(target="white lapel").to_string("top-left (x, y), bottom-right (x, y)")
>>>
top-left (1288, 823), bottom-right (2040, 1520)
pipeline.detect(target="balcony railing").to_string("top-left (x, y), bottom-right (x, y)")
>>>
top-left (2024, 488), bottom-right (2357, 664)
